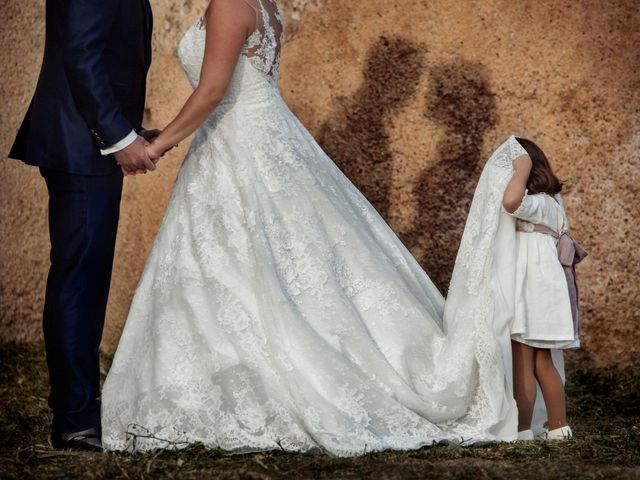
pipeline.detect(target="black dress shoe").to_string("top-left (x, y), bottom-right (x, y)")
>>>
top-left (50, 427), bottom-right (103, 452)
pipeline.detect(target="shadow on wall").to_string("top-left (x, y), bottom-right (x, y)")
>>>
top-left (318, 37), bottom-right (497, 293)
top-left (318, 36), bottom-right (424, 220)
top-left (400, 61), bottom-right (498, 292)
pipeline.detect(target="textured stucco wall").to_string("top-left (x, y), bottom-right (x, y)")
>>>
top-left (1, 0), bottom-right (638, 370)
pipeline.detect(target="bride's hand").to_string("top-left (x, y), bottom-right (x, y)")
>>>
top-left (146, 141), bottom-right (179, 164)
top-left (145, 143), bottom-right (162, 163)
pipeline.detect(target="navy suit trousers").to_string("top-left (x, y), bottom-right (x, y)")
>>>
top-left (40, 168), bottom-right (123, 435)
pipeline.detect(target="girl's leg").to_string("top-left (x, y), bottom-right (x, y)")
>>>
top-left (533, 348), bottom-right (567, 430)
top-left (511, 340), bottom-right (537, 431)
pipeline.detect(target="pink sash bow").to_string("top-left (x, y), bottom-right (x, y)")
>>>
top-left (516, 223), bottom-right (588, 344)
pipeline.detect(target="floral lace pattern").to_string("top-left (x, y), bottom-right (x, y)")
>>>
top-left (193, 0), bottom-right (283, 84)
top-left (101, 10), bottom-right (518, 456)
top-left (451, 136), bottom-right (526, 296)
top-left (242, 0), bottom-right (283, 79)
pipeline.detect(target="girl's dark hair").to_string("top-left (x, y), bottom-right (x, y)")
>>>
top-left (515, 137), bottom-right (563, 195)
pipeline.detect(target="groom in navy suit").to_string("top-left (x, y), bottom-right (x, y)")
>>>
top-left (10, 0), bottom-right (154, 451)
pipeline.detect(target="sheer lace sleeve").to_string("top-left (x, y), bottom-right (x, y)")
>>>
top-left (239, 0), bottom-right (283, 78)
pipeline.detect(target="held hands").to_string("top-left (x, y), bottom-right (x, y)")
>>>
top-left (114, 135), bottom-right (156, 176)
top-left (117, 129), bottom-right (177, 176)
top-left (145, 138), bottom-right (179, 166)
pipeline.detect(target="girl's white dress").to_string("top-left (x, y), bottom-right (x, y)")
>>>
top-left (508, 193), bottom-right (577, 349)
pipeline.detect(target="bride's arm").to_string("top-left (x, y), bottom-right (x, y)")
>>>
top-left (146, 0), bottom-right (256, 160)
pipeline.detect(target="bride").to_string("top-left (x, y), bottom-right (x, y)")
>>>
top-left (102, 0), bottom-right (520, 455)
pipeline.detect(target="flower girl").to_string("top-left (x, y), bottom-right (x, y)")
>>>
top-left (501, 137), bottom-right (587, 441)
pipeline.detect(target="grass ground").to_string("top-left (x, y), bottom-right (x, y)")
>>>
top-left (0, 342), bottom-right (638, 479)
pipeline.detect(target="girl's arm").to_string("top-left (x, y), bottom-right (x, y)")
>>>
top-left (145, 0), bottom-right (256, 160)
top-left (502, 154), bottom-right (532, 213)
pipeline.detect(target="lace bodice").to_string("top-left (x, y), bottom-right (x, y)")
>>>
top-left (178, 0), bottom-right (283, 90)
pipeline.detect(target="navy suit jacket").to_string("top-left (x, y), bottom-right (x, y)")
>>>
top-left (10, 0), bottom-right (153, 176)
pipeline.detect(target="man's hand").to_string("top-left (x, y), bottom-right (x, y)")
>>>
top-left (114, 135), bottom-right (156, 175)
top-left (122, 130), bottom-right (162, 175)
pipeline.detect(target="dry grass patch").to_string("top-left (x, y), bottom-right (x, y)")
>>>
top-left (1, 343), bottom-right (638, 479)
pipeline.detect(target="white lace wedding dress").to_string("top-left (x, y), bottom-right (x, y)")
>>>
top-left (101, 0), bottom-right (517, 456)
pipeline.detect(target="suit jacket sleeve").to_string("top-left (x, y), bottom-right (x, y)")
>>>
top-left (59, 0), bottom-right (134, 147)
